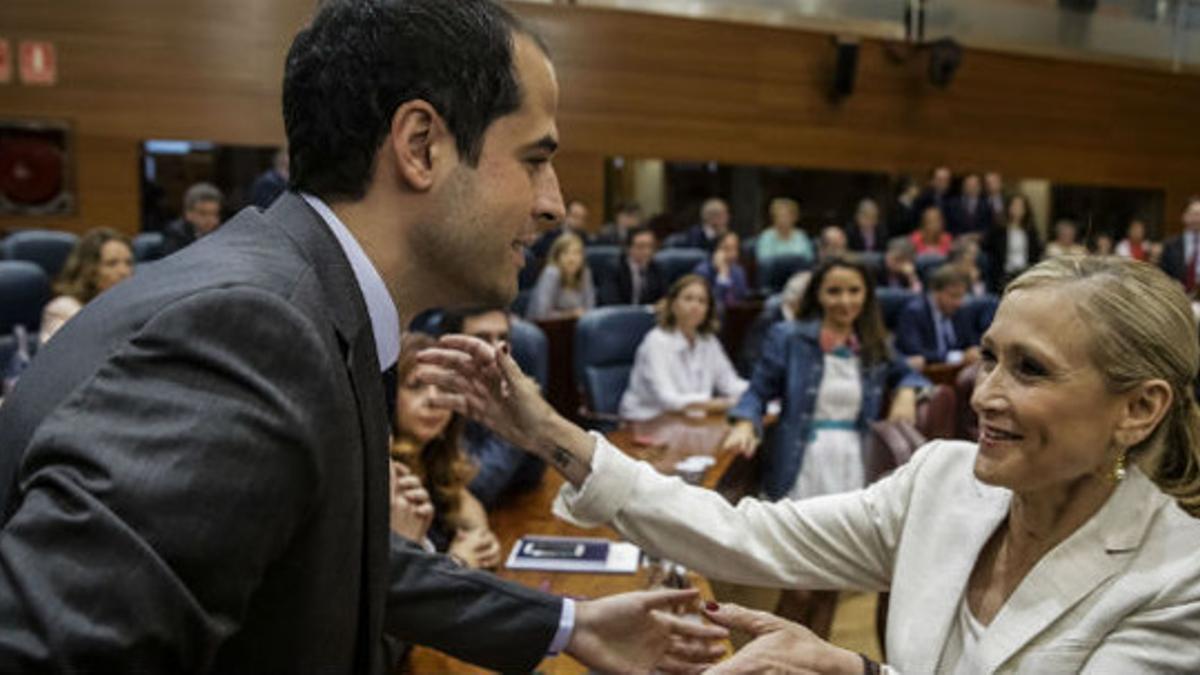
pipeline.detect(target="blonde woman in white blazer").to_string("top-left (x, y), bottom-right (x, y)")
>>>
top-left (422, 256), bottom-right (1200, 673)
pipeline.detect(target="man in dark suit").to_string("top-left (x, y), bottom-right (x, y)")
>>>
top-left (913, 165), bottom-right (953, 229)
top-left (0, 1), bottom-right (722, 672)
top-left (599, 226), bottom-right (666, 306)
top-left (679, 197), bottom-right (730, 250)
top-left (249, 146), bottom-right (289, 209)
top-left (161, 182), bottom-right (223, 256)
top-left (1160, 196), bottom-right (1200, 293)
top-left (845, 198), bottom-right (889, 253)
top-left (894, 265), bottom-right (982, 368)
top-left (947, 173), bottom-right (991, 237)
top-left (593, 201), bottom-right (643, 246)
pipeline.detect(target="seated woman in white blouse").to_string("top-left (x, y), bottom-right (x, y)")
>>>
top-left (619, 274), bottom-right (748, 421)
top-left (422, 255), bottom-right (1200, 674)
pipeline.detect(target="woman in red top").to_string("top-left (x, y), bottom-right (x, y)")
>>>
top-left (909, 205), bottom-right (953, 256)
top-left (1116, 217), bottom-right (1161, 263)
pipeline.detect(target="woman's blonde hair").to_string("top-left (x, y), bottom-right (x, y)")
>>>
top-left (547, 232), bottom-right (586, 289)
top-left (53, 228), bottom-right (132, 303)
top-left (1007, 256), bottom-right (1200, 517)
top-left (768, 198), bottom-right (799, 226)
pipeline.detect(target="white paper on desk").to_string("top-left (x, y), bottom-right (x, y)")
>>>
top-left (505, 535), bottom-right (641, 574)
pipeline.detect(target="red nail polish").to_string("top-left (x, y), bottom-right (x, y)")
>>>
top-left (705, 601), bottom-right (719, 611)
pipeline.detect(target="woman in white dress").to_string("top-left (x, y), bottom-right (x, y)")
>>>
top-left (619, 274), bottom-right (748, 421)
top-left (718, 257), bottom-right (927, 636)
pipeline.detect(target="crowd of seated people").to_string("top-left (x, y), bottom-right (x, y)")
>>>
top-left (5, 166), bottom-right (1200, 668)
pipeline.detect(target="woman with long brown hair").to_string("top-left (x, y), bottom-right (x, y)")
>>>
top-left (716, 256), bottom-right (927, 637)
top-left (389, 333), bottom-right (500, 569)
top-left (40, 228), bottom-right (134, 345)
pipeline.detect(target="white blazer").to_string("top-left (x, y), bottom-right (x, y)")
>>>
top-left (555, 439), bottom-right (1200, 673)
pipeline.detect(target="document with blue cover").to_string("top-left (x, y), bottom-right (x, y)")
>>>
top-left (505, 535), bottom-right (641, 573)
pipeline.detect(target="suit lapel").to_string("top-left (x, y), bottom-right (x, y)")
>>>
top-left (266, 193), bottom-right (391, 673)
top-left (345, 329), bottom-right (391, 675)
top-left (907, 482), bottom-right (1008, 674)
top-left (978, 468), bottom-right (1162, 672)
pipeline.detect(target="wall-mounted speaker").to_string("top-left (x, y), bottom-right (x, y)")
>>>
top-left (830, 37), bottom-right (859, 103)
top-left (928, 38), bottom-right (963, 89)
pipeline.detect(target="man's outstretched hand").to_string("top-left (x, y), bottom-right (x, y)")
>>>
top-left (569, 589), bottom-right (729, 674)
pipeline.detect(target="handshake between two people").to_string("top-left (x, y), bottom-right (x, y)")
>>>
top-left (414, 335), bottom-right (870, 675)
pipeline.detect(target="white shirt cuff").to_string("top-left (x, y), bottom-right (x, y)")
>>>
top-left (547, 596), bottom-right (576, 655)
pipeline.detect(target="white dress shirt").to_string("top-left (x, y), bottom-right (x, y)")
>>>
top-left (619, 327), bottom-right (748, 421)
top-left (301, 193), bottom-right (575, 655)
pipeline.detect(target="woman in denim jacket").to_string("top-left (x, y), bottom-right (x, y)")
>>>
top-left (720, 256), bottom-right (929, 638)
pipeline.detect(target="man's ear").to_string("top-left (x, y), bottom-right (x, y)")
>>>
top-left (386, 100), bottom-right (447, 193)
top-left (1114, 379), bottom-right (1173, 450)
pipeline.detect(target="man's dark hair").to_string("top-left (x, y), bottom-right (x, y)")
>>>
top-left (624, 225), bottom-right (655, 249)
top-left (283, 0), bottom-right (547, 200)
top-left (617, 201), bottom-right (642, 216)
top-left (440, 306), bottom-right (510, 335)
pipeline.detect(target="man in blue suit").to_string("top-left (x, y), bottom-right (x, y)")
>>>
top-left (895, 265), bottom-right (982, 369)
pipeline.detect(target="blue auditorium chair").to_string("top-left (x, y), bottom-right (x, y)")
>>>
top-left (756, 253), bottom-right (813, 294)
top-left (2, 230), bottom-right (78, 280)
top-left (408, 308), bottom-right (443, 336)
top-left (663, 232), bottom-right (690, 249)
top-left (573, 306), bottom-right (656, 426)
top-left (915, 252), bottom-right (947, 285)
top-left (875, 286), bottom-right (918, 333)
top-left (132, 232), bottom-right (166, 262)
top-left (652, 248), bottom-right (707, 287)
top-left (0, 261), bottom-right (52, 336)
top-left (509, 317), bottom-right (548, 392)
top-left (584, 245), bottom-right (621, 292)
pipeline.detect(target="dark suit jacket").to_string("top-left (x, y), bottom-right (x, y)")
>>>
top-left (160, 216), bottom-right (198, 256)
top-left (0, 193), bottom-right (560, 673)
top-left (598, 257), bottom-right (666, 306)
top-left (1160, 235), bottom-right (1187, 286)
top-left (845, 223), bottom-right (889, 253)
top-left (679, 224), bottom-right (718, 251)
top-left (894, 294), bottom-right (979, 363)
top-left (982, 224), bottom-right (1043, 294)
top-left (946, 196), bottom-right (991, 237)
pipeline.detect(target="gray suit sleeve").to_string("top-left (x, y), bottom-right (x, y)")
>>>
top-left (385, 534), bottom-right (563, 673)
top-left (0, 288), bottom-right (334, 672)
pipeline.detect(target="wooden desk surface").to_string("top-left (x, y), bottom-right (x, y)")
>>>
top-left (407, 414), bottom-right (733, 674)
